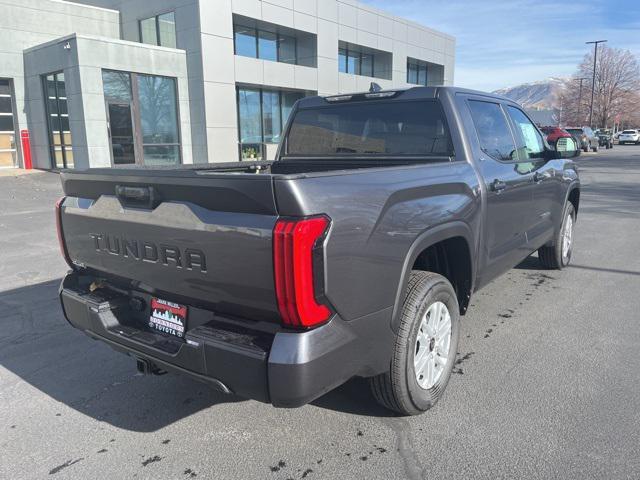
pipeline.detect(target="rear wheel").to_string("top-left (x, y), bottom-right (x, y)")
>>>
top-left (370, 271), bottom-right (459, 415)
top-left (539, 203), bottom-right (575, 269)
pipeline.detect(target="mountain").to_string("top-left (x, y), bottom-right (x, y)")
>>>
top-left (493, 78), bottom-right (566, 110)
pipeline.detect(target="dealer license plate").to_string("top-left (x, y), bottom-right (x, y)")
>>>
top-left (149, 298), bottom-right (187, 339)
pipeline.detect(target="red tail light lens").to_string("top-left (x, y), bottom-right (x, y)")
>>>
top-left (273, 215), bottom-right (332, 328)
top-left (55, 197), bottom-right (74, 269)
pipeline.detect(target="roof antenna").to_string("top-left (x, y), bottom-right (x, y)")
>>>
top-left (369, 82), bottom-right (382, 93)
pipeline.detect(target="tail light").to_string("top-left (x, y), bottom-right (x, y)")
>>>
top-left (55, 197), bottom-right (74, 269)
top-left (273, 215), bottom-right (332, 329)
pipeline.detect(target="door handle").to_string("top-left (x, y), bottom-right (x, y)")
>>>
top-left (533, 171), bottom-right (551, 182)
top-left (490, 179), bottom-right (507, 192)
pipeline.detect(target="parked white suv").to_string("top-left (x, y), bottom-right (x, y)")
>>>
top-left (618, 130), bottom-right (640, 145)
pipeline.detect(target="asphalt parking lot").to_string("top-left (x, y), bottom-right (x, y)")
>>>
top-left (1, 146), bottom-right (640, 480)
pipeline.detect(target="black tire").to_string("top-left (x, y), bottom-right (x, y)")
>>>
top-left (370, 271), bottom-right (460, 416)
top-left (582, 145), bottom-right (589, 152)
top-left (538, 203), bottom-right (576, 270)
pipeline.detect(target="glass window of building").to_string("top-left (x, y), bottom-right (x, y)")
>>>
top-left (102, 70), bottom-right (181, 166)
top-left (258, 30), bottom-right (278, 62)
top-left (139, 12), bottom-right (176, 48)
top-left (407, 58), bottom-right (429, 86)
top-left (237, 87), bottom-right (306, 160)
top-left (140, 17), bottom-right (157, 46)
top-left (360, 53), bottom-right (374, 77)
top-left (338, 42), bottom-right (390, 79)
top-left (0, 79), bottom-right (17, 168)
top-left (234, 25), bottom-right (257, 58)
top-left (278, 34), bottom-right (297, 64)
top-left (234, 22), bottom-right (299, 65)
top-left (157, 12), bottom-right (177, 48)
top-left (261, 90), bottom-right (281, 143)
top-left (137, 74), bottom-right (180, 165)
top-left (43, 72), bottom-right (73, 169)
top-left (338, 47), bottom-right (348, 73)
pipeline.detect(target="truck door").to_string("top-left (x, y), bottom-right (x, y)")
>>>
top-left (464, 97), bottom-right (538, 287)
top-left (504, 105), bottom-right (558, 249)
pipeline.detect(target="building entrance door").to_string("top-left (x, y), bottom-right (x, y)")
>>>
top-left (107, 102), bottom-right (137, 165)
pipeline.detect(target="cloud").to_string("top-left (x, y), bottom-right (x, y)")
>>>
top-left (361, 0), bottom-right (640, 91)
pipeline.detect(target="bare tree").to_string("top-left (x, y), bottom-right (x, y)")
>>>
top-left (560, 46), bottom-right (640, 129)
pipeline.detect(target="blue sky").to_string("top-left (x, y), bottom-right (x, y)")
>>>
top-left (361, 0), bottom-right (640, 91)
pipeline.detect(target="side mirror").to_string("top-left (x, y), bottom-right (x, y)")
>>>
top-left (554, 137), bottom-right (580, 158)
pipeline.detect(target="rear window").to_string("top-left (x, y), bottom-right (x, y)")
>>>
top-left (622, 130), bottom-right (637, 134)
top-left (566, 129), bottom-right (583, 135)
top-left (285, 100), bottom-right (454, 157)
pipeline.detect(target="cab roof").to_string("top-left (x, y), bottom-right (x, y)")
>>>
top-left (296, 86), bottom-right (517, 108)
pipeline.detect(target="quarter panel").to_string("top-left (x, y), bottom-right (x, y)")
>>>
top-left (275, 162), bottom-right (482, 321)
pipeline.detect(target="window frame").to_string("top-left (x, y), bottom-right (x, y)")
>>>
top-left (138, 10), bottom-right (177, 48)
top-left (466, 98), bottom-right (520, 164)
top-left (102, 69), bottom-right (182, 167)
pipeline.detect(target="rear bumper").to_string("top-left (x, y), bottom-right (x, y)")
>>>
top-left (59, 273), bottom-right (393, 408)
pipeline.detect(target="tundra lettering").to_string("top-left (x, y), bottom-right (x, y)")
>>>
top-left (57, 86), bottom-right (580, 416)
top-left (89, 233), bottom-right (207, 273)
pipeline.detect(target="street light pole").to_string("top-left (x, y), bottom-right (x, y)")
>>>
top-left (586, 40), bottom-right (607, 128)
top-left (576, 77), bottom-right (588, 124)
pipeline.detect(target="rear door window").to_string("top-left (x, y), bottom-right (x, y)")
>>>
top-left (285, 100), bottom-right (454, 157)
top-left (467, 100), bottom-right (516, 162)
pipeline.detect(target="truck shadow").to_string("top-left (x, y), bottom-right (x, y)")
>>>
top-left (311, 377), bottom-right (398, 417)
top-left (0, 279), bottom-right (395, 430)
top-left (513, 255), bottom-right (541, 270)
top-left (0, 279), bottom-right (244, 433)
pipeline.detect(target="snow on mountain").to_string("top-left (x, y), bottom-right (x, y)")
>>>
top-left (493, 78), bottom-right (566, 110)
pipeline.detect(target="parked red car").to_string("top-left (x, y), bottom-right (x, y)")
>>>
top-left (541, 126), bottom-right (572, 145)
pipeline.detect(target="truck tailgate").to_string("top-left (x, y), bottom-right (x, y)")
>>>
top-left (59, 170), bottom-right (280, 322)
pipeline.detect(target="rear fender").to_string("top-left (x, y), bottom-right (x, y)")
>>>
top-left (391, 221), bottom-right (475, 333)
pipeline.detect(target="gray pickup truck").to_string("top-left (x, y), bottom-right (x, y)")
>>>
top-left (56, 86), bottom-right (581, 415)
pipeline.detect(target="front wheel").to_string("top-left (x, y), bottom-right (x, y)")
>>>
top-left (370, 271), bottom-right (460, 415)
top-left (538, 203), bottom-right (576, 269)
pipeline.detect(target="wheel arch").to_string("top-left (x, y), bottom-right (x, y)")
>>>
top-left (391, 221), bottom-right (475, 333)
top-left (566, 184), bottom-right (581, 219)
